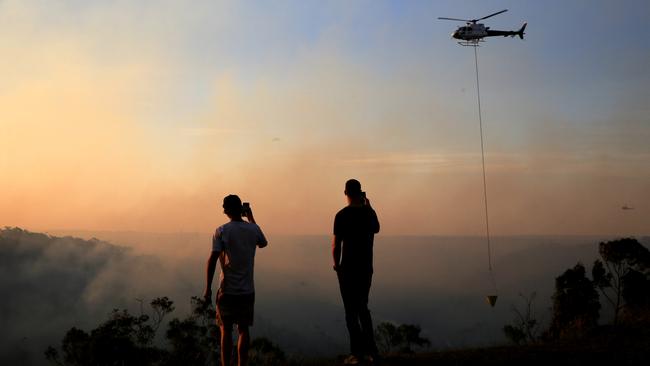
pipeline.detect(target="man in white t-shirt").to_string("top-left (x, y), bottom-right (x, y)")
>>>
top-left (204, 194), bottom-right (267, 366)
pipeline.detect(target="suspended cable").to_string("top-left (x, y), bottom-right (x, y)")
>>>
top-left (473, 46), bottom-right (497, 295)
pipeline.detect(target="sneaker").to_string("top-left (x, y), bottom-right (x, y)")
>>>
top-left (343, 354), bottom-right (361, 365)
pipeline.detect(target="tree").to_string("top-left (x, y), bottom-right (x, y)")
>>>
top-left (503, 292), bottom-right (540, 345)
top-left (621, 269), bottom-right (650, 317)
top-left (375, 322), bottom-right (401, 355)
top-left (374, 322), bottom-right (430, 355)
top-left (548, 263), bottom-right (600, 339)
top-left (151, 296), bottom-right (175, 335)
top-left (45, 296), bottom-right (213, 366)
top-left (592, 238), bottom-right (650, 324)
top-left (396, 324), bottom-right (431, 354)
top-left (503, 324), bottom-right (526, 346)
top-left (46, 308), bottom-right (167, 366)
top-left (165, 296), bottom-right (220, 366)
top-left (45, 328), bottom-right (90, 366)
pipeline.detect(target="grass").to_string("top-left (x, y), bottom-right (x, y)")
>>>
top-left (284, 323), bottom-right (649, 366)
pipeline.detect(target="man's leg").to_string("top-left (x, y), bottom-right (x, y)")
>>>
top-left (220, 322), bottom-right (233, 366)
top-left (359, 272), bottom-right (378, 356)
top-left (237, 325), bottom-right (250, 366)
top-left (345, 301), bottom-right (363, 356)
top-left (339, 271), bottom-right (363, 356)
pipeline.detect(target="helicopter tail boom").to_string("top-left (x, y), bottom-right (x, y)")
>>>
top-left (485, 22), bottom-right (527, 40)
top-left (518, 22), bottom-right (527, 39)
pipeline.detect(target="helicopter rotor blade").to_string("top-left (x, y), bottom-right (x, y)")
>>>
top-left (475, 9), bottom-right (508, 22)
top-left (437, 17), bottom-right (471, 22)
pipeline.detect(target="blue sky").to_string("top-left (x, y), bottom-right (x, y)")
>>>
top-left (1, 0), bottom-right (649, 235)
top-left (130, 0), bottom-right (650, 153)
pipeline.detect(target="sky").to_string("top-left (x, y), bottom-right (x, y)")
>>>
top-left (1, 0), bottom-right (649, 236)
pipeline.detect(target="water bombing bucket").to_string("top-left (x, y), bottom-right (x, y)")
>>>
top-left (486, 295), bottom-right (498, 307)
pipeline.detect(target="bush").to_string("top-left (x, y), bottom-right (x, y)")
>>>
top-left (503, 292), bottom-right (540, 345)
top-left (374, 322), bottom-right (430, 355)
top-left (46, 296), bottom-right (219, 366)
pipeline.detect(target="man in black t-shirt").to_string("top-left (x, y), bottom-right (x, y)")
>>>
top-left (332, 179), bottom-right (380, 364)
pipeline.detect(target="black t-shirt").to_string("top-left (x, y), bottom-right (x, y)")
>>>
top-left (333, 205), bottom-right (380, 273)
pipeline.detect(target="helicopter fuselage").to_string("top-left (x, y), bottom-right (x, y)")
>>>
top-left (452, 22), bottom-right (526, 41)
top-left (452, 23), bottom-right (487, 40)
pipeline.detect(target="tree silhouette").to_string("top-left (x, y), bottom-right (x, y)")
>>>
top-left (503, 292), bottom-right (540, 345)
top-left (165, 296), bottom-right (220, 365)
top-left (374, 322), bottom-right (430, 355)
top-left (548, 263), bottom-right (600, 339)
top-left (397, 324), bottom-right (431, 354)
top-left (45, 296), bottom-right (218, 366)
top-left (45, 308), bottom-right (167, 366)
top-left (151, 296), bottom-right (175, 335)
top-left (592, 238), bottom-right (650, 324)
top-left (375, 322), bottom-right (401, 354)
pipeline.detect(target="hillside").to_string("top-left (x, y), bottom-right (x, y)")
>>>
top-left (0, 227), bottom-right (174, 366)
top-left (377, 323), bottom-right (650, 366)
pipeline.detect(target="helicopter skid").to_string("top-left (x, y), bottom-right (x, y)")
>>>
top-left (457, 39), bottom-right (483, 47)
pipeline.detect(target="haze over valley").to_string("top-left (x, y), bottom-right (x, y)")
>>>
top-left (4, 228), bottom-right (645, 364)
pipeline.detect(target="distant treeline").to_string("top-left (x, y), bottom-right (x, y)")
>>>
top-left (503, 237), bottom-right (650, 344)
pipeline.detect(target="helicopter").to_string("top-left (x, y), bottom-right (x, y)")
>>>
top-left (622, 205), bottom-right (635, 211)
top-left (438, 9), bottom-right (526, 46)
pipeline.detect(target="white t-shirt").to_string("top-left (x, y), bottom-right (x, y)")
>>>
top-left (212, 221), bottom-right (267, 295)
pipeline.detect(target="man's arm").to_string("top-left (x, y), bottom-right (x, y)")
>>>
top-left (366, 198), bottom-right (380, 234)
top-left (257, 229), bottom-right (268, 249)
top-left (246, 209), bottom-right (268, 248)
top-left (332, 235), bottom-right (342, 271)
top-left (258, 238), bottom-right (268, 248)
top-left (246, 210), bottom-right (256, 224)
top-left (203, 250), bottom-right (219, 303)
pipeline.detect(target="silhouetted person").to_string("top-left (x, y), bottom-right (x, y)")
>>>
top-left (333, 179), bottom-right (380, 364)
top-left (204, 195), bottom-right (268, 366)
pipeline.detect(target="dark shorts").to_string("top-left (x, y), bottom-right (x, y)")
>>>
top-left (217, 290), bottom-right (255, 326)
